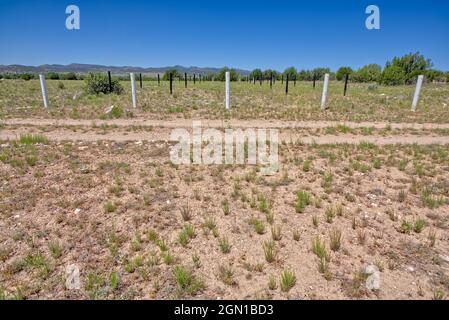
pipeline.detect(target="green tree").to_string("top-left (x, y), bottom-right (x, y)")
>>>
top-left (387, 52), bottom-right (431, 84)
top-left (425, 69), bottom-right (445, 83)
top-left (297, 70), bottom-right (312, 81)
top-left (336, 67), bottom-right (353, 81)
top-left (381, 65), bottom-right (406, 86)
top-left (312, 68), bottom-right (331, 80)
top-left (20, 73), bottom-right (34, 81)
top-left (46, 72), bottom-right (60, 80)
top-left (162, 69), bottom-right (179, 81)
top-left (351, 64), bottom-right (382, 83)
top-left (283, 67), bottom-right (298, 80)
top-left (60, 72), bottom-right (78, 80)
top-left (84, 73), bottom-right (123, 95)
top-left (250, 69), bottom-right (263, 80)
top-left (263, 69), bottom-right (277, 80)
top-left (215, 67), bottom-right (239, 81)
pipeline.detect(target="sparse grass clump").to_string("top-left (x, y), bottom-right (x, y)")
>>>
top-left (324, 206), bottom-right (335, 223)
top-left (218, 265), bottom-right (236, 286)
top-left (222, 199), bottom-right (230, 216)
top-left (180, 203), bottom-right (192, 221)
top-left (311, 236), bottom-right (330, 262)
top-left (322, 171), bottom-right (333, 192)
top-left (271, 225), bottom-right (282, 241)
top-left (329, 228), bottom-right (342, 252)
top-left (218, 236), bottom-right (231, 253)
top-left (400, 220), bottom-right (413, 234)
top-left (280, 269), bottom-right (296, 292)
top-left (414, 219), bottom-right (426, 233)
top-left (103, 201), bottom-right (116, 213)
top-left (295, 190), bottom-right (311, 213)
top-left (173, 265), bottom-right (204, 296)
top-left (48, 240), bottom-right (63, 259)
top-left (263, 240), bottom-right (276, 263)
top-left (19, 133), bottom-right (48, 145)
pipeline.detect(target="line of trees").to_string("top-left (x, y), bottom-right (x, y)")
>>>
top-left (1, 52), bottom-right (448, 85)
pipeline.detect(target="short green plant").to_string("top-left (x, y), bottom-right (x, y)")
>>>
top-left (271, 225), bottom-right (282, 241)
top-left (414, 219), bottom-right (426, 233)
top-left (295, 190), bottom-right (311, 213)
top-left (329, 228), bottom-right (342, 252)
top-left (218, 236), bottom-right (231, 253)
top-left (280, 269), bottom-right (296, 292)
top-left (263, 240), bottom-right (276, 263)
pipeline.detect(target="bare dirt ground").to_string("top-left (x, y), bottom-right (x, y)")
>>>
top-left (2, 118), bottom-right (449, 145)
top-left (1, 118), bottom-right (448, 300)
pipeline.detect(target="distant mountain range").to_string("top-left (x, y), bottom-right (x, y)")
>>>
top-left (0, 63), bottom-right (251, 76)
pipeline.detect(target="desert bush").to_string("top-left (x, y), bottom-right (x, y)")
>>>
top-left (351, 64), bottom-right (382, 83)
top-left (336, 67), bottom-right (353, 81)
top-left (84, 73), bottom-right (123, 95)
top-left (381, 65), bottom-right (406, 86)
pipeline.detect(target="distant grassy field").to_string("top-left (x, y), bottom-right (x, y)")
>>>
top-left (0, 79), bottom-right (448, 122)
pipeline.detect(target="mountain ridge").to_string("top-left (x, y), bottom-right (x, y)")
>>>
top-left (0, 63), bottom-right (251, 76)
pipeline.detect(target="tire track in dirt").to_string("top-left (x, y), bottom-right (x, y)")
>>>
top-left (3, 118), bottom-right (449, 130)
top-left (1, 126), bottom-right (449, 145)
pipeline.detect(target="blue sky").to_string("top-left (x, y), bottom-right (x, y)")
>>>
top-left (0, 0), bottom-right (448, 71)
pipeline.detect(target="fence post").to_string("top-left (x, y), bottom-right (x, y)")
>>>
top-left (411, 75), bottom-right (424, 112)
top-left (285, 75), bottom-right (289, 95)
top-left (225, 71), bottom-right (230, 110)
top-left (185, 72), bottom-right (188, 88)
top-left (294, 76), bottom-right (296, 87)
top-left (169, 73), bottom-right (173, 95)
top-left (343, 74), bottom-right (349, 96)
top-left (139, 73), bottom-right (143, 89)
top-left (320, 73), bottom-right (330, 110)
top-left (130, 73), bottom-right (137, 108)
top-left (270, 73), bottom-right (273, 89)
top-left (108, 71), bottom-right (112, 93)
top-left (157, 74), bottom-right (160, 86)
top-left (193, 74), bottom-right (196, 84)
top-left (39, 74), bottom-right (49, 108)
top-left (313, 75), bottom-right (316, 89)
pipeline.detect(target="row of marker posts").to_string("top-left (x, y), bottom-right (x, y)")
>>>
top-left (38, 72), bottom-right (426, 112)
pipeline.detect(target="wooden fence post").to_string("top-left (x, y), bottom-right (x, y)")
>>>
top-left (108, 71), bottom-right (112, 93)
top-left (169, 73), bottom-right (173, 95)
top-left (343, 74), bottom-right (349, 96)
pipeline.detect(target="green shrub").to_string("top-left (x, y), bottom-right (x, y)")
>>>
top-left (381, 65), bottom-right (406, 86)
top-left (84, 73), bottom-right (123, 95)
top-left (336, 67), bottom-right (353, 81)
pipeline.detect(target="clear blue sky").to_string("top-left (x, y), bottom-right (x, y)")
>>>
top-left (0, 0), bottom-right (448, 71)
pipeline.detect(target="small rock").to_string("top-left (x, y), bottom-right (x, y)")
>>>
top-left (364, 265), bottom-right (380, 291)
top-left (74, 208), bottom-right (81, 215)
top-left (439, 255), bottom-right (449, 263)
top-left (407, 266), bottom-right (415, 272)
top-left (104, 106), bottom-right (114, 114)
top-left (14, 214), bottom-right (20, 219)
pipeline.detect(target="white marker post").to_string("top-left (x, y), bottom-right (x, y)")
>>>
top-left (411, 75), bottom-right (424, 112)
top-left (320, 73), bottom-right (330, 110)
top-left (225, 71), bottom-right (230, 110)
top-left (39, 74), bottom-right (49, 108)
top-left (130, 73), bottom-right (137, 108)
